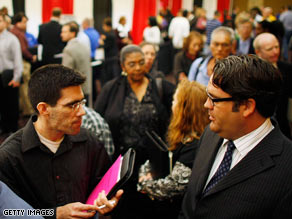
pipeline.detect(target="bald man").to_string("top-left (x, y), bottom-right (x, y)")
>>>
top-left (254, 33), bottom-right (292, 139)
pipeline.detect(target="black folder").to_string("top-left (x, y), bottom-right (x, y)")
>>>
top-left (145, 130), bottom-right (170, 179)
top-left (107, 148), bottom-right (136, 199)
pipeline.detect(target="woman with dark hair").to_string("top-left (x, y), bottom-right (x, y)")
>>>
top-left (173, 31), bottom-right (203, 82)
top-left (94, 44), bottom-right (175, 219)
top-left (143, 16), bottom-right (161, 46)
top-left (137, 79), bottom-right (210, 218)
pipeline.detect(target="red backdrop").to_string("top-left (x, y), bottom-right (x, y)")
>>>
top-left (131, 0), bottom-right (157, 44)
top-left (42, 0), bottom-right (73, 23)
top-left (217, 0), bottom-right (230, 14)
top-left (131, 0), bottom-right (184, 44)
top-left (171, 0), bottom-right (182, 16)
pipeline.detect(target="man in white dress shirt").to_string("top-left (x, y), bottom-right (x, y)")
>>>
top-left (180, 55), bottom-right (292, 219)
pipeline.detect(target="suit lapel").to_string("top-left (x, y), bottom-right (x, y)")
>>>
top-left (190, 127), bottom-right (223, 198)
top-left (205, 127), bottom-right (283, 197)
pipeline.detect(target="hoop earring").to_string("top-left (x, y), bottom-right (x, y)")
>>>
top-left (121, 71), bottom-right (127, 76)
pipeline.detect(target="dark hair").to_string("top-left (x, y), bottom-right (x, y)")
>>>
top-left (214, 10), bottom-right (220, 17)
top-left (63, 21), bottom-right (79, 36)
top-left (120, 44), bottom-right (144, 65)
top-left (28, 64), bottom-right (86, 113)
top-left (12, 12), bottom-right (27, 25)
top-left (182, 10), bottom-right (188, 17)
top-left (250, 7), bottom-right (262, 15)
top-left (103, 17), bottom-right (112, 27)
top-left (52, 7), bottom-right (62, 17)
top-left (148, 16), bottom-right (157, 27)
top-left (212, 55), bottom-right (282, 118)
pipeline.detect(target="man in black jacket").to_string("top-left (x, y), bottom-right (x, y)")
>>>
top-left (38, 8), bottom-right (65, 65)
top-left (0, 65), bottom-right (122, 218)
top-left (254, 32), bottom-right (292, 139)
top-left (180, 55), bottom-right (292, 219)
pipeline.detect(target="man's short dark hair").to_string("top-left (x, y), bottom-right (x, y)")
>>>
top-left (212, 55), bottom-right (282, 118)
top-left (64, 21), bottom-right (79, 37)
top-left (12, 12), bottom-right (27, 25)
top-left (103, 17), bottom-right (112, 27)
top-left (182, 10), bottom-right (188, 17)
top-left (148, 16), bottom-right (157, 27)
top-left (52, 7), bottom-right (62, 17)
top-left (28, 64), bottom-right (86, 113)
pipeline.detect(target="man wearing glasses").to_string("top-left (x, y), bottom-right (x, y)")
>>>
top-left (188, 26), bottom-right (235, 86)
top-left (0, 65), bottom-right (122, 218)
top-left (180, 55), bottom-right (292, 218)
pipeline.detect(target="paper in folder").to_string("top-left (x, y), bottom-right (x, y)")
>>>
top-left (86, 148), bottom-right (136, 204)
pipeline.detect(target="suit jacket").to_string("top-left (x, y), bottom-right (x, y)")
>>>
top-left (180, 122), bottom-right (292, 219)
top-left (38, 20), bottom-right (65, 64)
top-left (276, 61), bottom-right (292, 139)
top-left (236, 38), bottom-right (255, 55)
top-left (62, 38), bottom-right (91, 95)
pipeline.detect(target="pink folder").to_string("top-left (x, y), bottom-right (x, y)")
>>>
top-left (86, 155), bottom-right (122, 205)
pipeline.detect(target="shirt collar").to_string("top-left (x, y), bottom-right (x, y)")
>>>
top-left (222, 118), bottom-right (274, 156)
top-left (0, 29), bottom-right (7, 36)
top-left (22, 115), bottom-right (88, 153)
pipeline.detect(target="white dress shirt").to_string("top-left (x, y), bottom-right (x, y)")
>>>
top-left (205, 118), bottom-right (274, 187)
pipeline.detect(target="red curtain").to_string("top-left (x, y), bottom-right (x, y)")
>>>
top-left (160, 0), bottom-right (169, 9)
top-left (217, 0), bottom-right (230, 14)
top-left (42, 0), bottom-right (73, 23)
top-left (132, 0), bottom-right (156, 44)
top-left (171, 0), bottom-right (182, 16)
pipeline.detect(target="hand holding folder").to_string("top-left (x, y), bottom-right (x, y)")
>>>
top-left (86, 148), bottom-right (136, 205)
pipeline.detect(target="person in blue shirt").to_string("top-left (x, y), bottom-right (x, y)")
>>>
top-left (25, 32), bottom-right (38, 48)
top-left (82, 18), bottom-right (100, 59)
top-left (188, 26), bottom-right (234, 86)
top-left (0, 181), bottom-right (44, 218)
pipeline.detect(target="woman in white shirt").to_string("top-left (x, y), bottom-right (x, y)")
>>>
top-left (143, 16), bottom-right (161, 46)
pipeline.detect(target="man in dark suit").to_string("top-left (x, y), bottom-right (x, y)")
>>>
top-left (180, 55), bottom-right (292, 219)
top-left (254, 32), bottom-right (292, 139)
top-left (38, 7), bottom-right (65, 65)
top-left (235, 14), bottom-right (255, 55)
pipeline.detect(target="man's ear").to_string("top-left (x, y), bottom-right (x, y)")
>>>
top-left (36, 102), bottom-right (50, 116)
top-left (242, 98), bottom-right (256, 117)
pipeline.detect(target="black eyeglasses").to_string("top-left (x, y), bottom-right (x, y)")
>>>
top-left (206, 88), bottom-right (234, 106)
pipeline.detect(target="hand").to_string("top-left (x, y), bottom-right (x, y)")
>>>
top-left (32, 55), bottom-right (37, 63)
top-left (8, 80), bottom-right (20, 88)
top-left (139, 172), bottom-right (153, 182)
top-left (94, 189), bottom-right (123, 215)
top-left (56, 202), bottom-right (99, 219)
top-left (99, 38), bottom-right (104, 46)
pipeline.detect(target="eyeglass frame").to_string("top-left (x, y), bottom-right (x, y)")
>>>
top-left (206, 88), bottom-right (234, 106)
top-left (60, 99), bottom-right (87, 111)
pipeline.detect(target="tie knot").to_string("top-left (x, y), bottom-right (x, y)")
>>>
top-left (227, 140), bottom-right (235, 151)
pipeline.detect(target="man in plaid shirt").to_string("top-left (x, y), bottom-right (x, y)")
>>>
top-left (82, 106), bottom-right (115, 156)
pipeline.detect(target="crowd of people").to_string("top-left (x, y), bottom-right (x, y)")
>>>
top-left (0, 3), bottom-right (292, 219)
